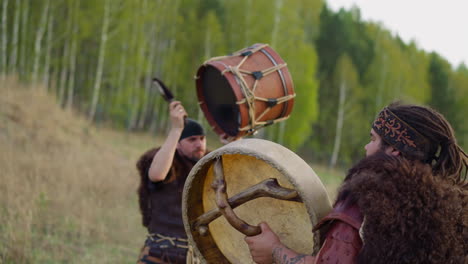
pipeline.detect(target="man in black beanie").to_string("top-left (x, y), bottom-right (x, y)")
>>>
top-left (136, 101), bottom-right (207, 264)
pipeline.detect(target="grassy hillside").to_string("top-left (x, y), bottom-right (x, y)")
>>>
top-left (0, 76), bottom-right (343, 263)
top-left (0, 76), bottom-right (157, 263)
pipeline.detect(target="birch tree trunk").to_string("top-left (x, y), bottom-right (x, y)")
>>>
top-left (149, 2), bottom-right (168, 133)
top-left (137, 37), bottom-right (156, 129)
top-left (272, 0), bottom-right (285, 143)
top-left (58, 10), bottom-right (71, 106)
top-left (270, 0), bottom-right (282, 48)
top-left (136, 0), bottom-right (152, 129)
top-left (66, 0), bottom-right (79, 110)
top-left (1, 0), bottom-right (9, 77)
top-left (329, 78), bottom-right (346, 168)
top-left (127, 0), bottom-right (146, 131)
top-left (10, 0), bottom-right (20, 74)
top-left (19, 0), bottom-right (28, 77)
top-left (89, 0), bottom-right (111, 121)
top-left (58, 43), bottom-right (69, 106)
top-left (114, 42), bottom-right (127, 108)
top-left (32, 0), bottom-right (50, 85)
top-left (197, 25), bottom-right (211, 124)
top-left (244, 0), bottom-right (252, 46)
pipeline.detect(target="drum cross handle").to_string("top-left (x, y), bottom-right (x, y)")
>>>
top-left (210, 156), bottom-right (301, 236)
top-left (192, 176), bottom-right (301, 236)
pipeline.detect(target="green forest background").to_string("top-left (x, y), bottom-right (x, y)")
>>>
top-left (1, 0), bottom-right (467, 166)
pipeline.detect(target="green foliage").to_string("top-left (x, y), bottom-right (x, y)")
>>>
top-left (428, 53), bottom-right (455, 117)
top-left (1, 0), bottom-right (466, 166)
top-left (281, 42), bottom-right (320, 149)
top-left (428, 52), bottom-right (464, 142)
top-left (451, 65), bottom-right (468, 149)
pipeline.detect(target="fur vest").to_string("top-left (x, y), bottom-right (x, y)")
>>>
top-left (336, 153), bottom-right (467, 264)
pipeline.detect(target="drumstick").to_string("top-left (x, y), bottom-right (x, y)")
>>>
top-left (152, 77), bottom-right (175, 103)
top-left (153, 77), bottom-right (188, 124)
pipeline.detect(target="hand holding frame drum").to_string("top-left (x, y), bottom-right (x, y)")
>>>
top-left (182, 139), bottom-right (332, 264)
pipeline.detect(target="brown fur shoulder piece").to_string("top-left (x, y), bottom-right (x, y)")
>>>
top-left (136, 147), bottom-right (159, 228)
top-left (338, 153), bottom-right (467, 264)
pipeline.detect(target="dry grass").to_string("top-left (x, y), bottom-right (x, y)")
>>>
top-left (0, 75), bottom-right (344, 263)
top-left (0, 76), bottom-right (151, 263)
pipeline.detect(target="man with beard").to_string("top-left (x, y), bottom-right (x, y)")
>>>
top-left (245, 102), bottom-right (467, 264)
top-left (136, 101), bottom-right (207, 264)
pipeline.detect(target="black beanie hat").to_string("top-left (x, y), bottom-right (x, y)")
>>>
top-left (179, 118), bottom-right (205, 141)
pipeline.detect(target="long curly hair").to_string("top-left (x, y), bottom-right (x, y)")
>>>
top-left (136, 148), bottom-right (158, 228)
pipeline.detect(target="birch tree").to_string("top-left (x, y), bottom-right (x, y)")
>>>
top-left (31, 0), bottom-right (50, 85)
top-left (271, 0), bottom-right (285, 143)
top-left (19, 0), bottom-right (28, 77)
top-left (329, 54), bottom-right (360, 167)
top-left (89, 0), bottom-right (111, 121)
top-left (127, 0), bottom-right (148, 131)
top-left (66, 0), bottom-right (79, 110)
top-left (1, 0), bottom-right (8, 76)
top-left (329, 55), bottom-right (350, 167)
top-left (58, 7), bottom-right (71, 106)
top-left (9, 0), bottom-right (21, 74)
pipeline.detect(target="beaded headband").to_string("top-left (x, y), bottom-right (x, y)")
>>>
top-left (372, 107), bottom-right (429, 160)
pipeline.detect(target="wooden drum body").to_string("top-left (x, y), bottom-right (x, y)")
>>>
top-left (196, 44), bottom-right (295, 139)
top-left (182, 139), bottom-right (331, 264)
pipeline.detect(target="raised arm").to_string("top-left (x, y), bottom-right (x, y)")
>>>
top-left (245, 222), bottom-right (316, 264)
top-left (148, 101), bottom-right (186, 182)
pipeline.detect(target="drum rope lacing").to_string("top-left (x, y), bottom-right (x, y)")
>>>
top-left (202, 44), bottom-right (296, 134)
top-left (147, 233), bottom-right (189, 249)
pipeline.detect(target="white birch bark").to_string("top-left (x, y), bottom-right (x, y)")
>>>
top-left (197, 24), bottom-right (211, 124)
top-left (32, 0), bottom-right (50, 85)
top-left (329, 78), bottom-right (347, 168)
top-left (135, 0), bottom-right (151, 130)
top-left (127, 1), bottom-right (145, 131)
top-left (272, 0), bottom-right (285, 143)
top-left (9, 0), bottom-right (20, 74)
top-left (270, 0), bottom-right (282, 48)
top-left (1, 0), bottom-right (9, 77)
top-left (89, 0), bottom-right (111, 121)
top-left (149, 0), bottom-right (178, 132)
top-left (244, 0), bottom-right (252, 46)
top-left (115, 42), bottom-right (127, 106)
top-left (19, 0), bottom-right (28, 77)
top-left (58, 38), bottom-right (69, 106)
top-left (66, 0), bottom-right (79, 110)
top-left (137, 35), bottom-right (155, 129)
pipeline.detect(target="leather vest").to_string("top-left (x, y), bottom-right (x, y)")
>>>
top-left (313, 197), bottom-right (363, 263)
top-left (147, 150), bottom-right (196, 238)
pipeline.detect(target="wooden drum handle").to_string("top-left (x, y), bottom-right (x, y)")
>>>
top-left (211, 156), bottom-right (261, 236)
top-left (208, 156), bottom-right (301, 237)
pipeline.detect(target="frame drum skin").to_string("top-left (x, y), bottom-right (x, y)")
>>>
top-left (182, 139), bottom-right (331, 263)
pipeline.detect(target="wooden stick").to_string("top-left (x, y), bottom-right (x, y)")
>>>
top-left (193, 156), bottom-right (301, 236)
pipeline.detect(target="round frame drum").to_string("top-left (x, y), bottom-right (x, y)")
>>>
top-left (182, 139), bottom-right (331, 264)
top-left (196, 44), bottom-right (295, 139)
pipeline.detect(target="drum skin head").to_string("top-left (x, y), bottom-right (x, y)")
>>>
top-left (182, 139), bottom-right (332, 264)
